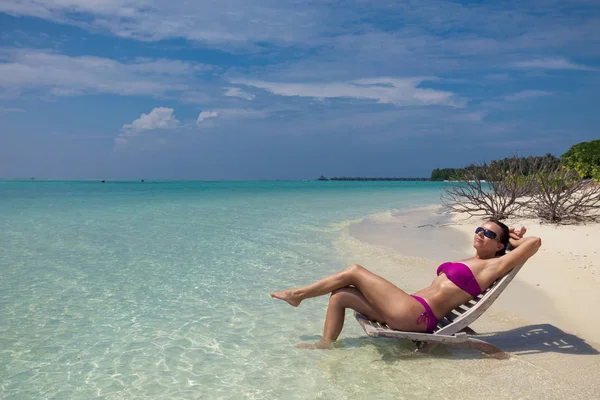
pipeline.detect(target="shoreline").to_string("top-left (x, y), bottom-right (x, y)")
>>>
top-left (341, 205), bottom-right (600, 398)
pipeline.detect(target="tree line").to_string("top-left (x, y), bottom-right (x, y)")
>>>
top-left (431, 140), bottom-right (599, 182)
top-left (430, 154), bottom-right (561, 181)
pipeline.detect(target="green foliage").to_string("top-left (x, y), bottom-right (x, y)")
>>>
top-left (431, 154), bottom-right (560, 181)
top-left (430, 168), bottom-right (459, 181)
top-left (328, 177), bottom-right (429, 181)
top-left (535, 171), bottom-right (570, 193)
top-left (492, 153), bottom-right (560, 175)
top-left (561, 140), bottom-right (600, 181)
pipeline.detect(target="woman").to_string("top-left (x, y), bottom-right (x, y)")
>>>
top-left (270, 219), bottom-right (542, 348)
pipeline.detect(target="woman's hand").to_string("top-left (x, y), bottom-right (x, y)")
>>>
top-left (508, 226), bottom-right (527, 249)
top-left (509, 226), bottom-right (526, 241)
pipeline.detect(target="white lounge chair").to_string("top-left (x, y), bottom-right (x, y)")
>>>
top-left (355, 262), bottom-right (526, 357)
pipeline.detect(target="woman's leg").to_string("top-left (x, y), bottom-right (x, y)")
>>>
top-left (296, 287), bottom-right (384, 349)
top-left (270, 266), bottom-right (358, 307)
top-left (271, 264), bottom-right (422, 330)
top-left (323, 287), bottom-right (384, 343)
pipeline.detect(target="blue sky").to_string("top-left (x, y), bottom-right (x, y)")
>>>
top-left (0, 0), bottom-right (599, 180)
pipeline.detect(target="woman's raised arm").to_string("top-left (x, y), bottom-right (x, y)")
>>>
top-left (496, 230), bottom-right (542, 276)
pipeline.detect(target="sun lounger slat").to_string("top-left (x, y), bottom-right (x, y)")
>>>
top-left (455, 306), bottom-right (470, 314)
top-left (437, 318), bottom-right (452, 329)
top-left (459, 304), bottom-right (473, 312)
top-left (447, 310), bottom-right (462, 320)
top-left (444, 312), bottom-right (457, 322)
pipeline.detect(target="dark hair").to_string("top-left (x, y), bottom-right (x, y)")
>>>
top-left (488, 219), bottom-right (509, 257)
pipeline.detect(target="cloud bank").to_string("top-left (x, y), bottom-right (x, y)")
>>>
top-left (0, 49), bottom-right (206, 97)
top-left (511, 57), bottom-right (596, 71)
top-left (234, 78), bottom-right (460, 107)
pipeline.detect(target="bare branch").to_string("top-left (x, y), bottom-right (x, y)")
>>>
top-left (441, 156), bottom-right (535, 220)
top-left (528, 161), bottom-right (600, 224)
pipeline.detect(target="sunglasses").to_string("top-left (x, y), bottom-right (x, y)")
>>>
top-left (475, 227), bottom-right (499, 240)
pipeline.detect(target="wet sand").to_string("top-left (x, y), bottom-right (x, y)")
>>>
top-left (343, 206), bottom-right (600, 399)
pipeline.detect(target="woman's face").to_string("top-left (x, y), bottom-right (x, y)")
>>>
top-left (473, 221), bottom-right (504, 254)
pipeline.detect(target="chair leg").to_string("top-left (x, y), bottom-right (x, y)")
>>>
top-left (460, 339), bottom-right (510, 360)
top-left (414, 341), bottom-right (437, 354)
top-left (458, 326), bottom-right (477, 335)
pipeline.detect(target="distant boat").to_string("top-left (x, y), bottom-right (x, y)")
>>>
top-left (317, 175), bottom-right (328, 181)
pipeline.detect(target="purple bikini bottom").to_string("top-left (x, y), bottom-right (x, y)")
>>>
top-left (411, 295), bottom-right (438, 333)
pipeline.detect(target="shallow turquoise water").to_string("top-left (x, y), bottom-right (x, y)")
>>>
top-left (0, 181), bottom-right (564, 399)
top-left (0, 181), bottom-right (445, 398)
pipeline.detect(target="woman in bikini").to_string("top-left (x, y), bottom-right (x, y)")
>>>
top-left (270, 219), bottom-right (542, 348)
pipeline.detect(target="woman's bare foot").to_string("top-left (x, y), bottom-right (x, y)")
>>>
top-left (295, 339), bottom-right (333, 350)
top-left (270, 289), bottom-right (301, 307)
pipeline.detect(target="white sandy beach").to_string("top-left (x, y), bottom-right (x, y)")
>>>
top-left (344, 206), bottom-right (600, 399)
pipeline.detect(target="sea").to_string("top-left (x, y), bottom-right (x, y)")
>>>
top-left (0, 180), bottom-right (565, 399)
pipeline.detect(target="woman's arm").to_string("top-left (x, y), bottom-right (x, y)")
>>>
top-left (496, 227), bottom-right (542, 276)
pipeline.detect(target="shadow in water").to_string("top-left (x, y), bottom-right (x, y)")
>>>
top-left (299, 324), bottom-right (598, 362)
top-left (299, 334), bottom-right (473, 362)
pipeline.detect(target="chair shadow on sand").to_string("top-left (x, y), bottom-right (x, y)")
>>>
top-left (300, 323), bottom-right (599, 362)
top-left (471, 323), bottom-right (599, 356)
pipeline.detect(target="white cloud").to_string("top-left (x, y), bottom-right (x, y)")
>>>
top-left (197, 111), bottom-right (218, 122)
top-left (224, 87), bottom-right (255, 100)
top-left (122, 107), bottom-right (178, 135)
top-left (511, 58), bottom-right (596, 71)
top-left (232, 77), bottom-right (459, 107)
top-left (0, 49), bottom-right (205, 97)
top-left (503, 90), bottom-right (552, 101)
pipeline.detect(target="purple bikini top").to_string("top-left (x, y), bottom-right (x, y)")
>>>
top-left (437, 262), bottom-right (483, 297)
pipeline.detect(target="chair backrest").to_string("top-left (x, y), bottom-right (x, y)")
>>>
top-left (434, 262), bottom-right (526, 336)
